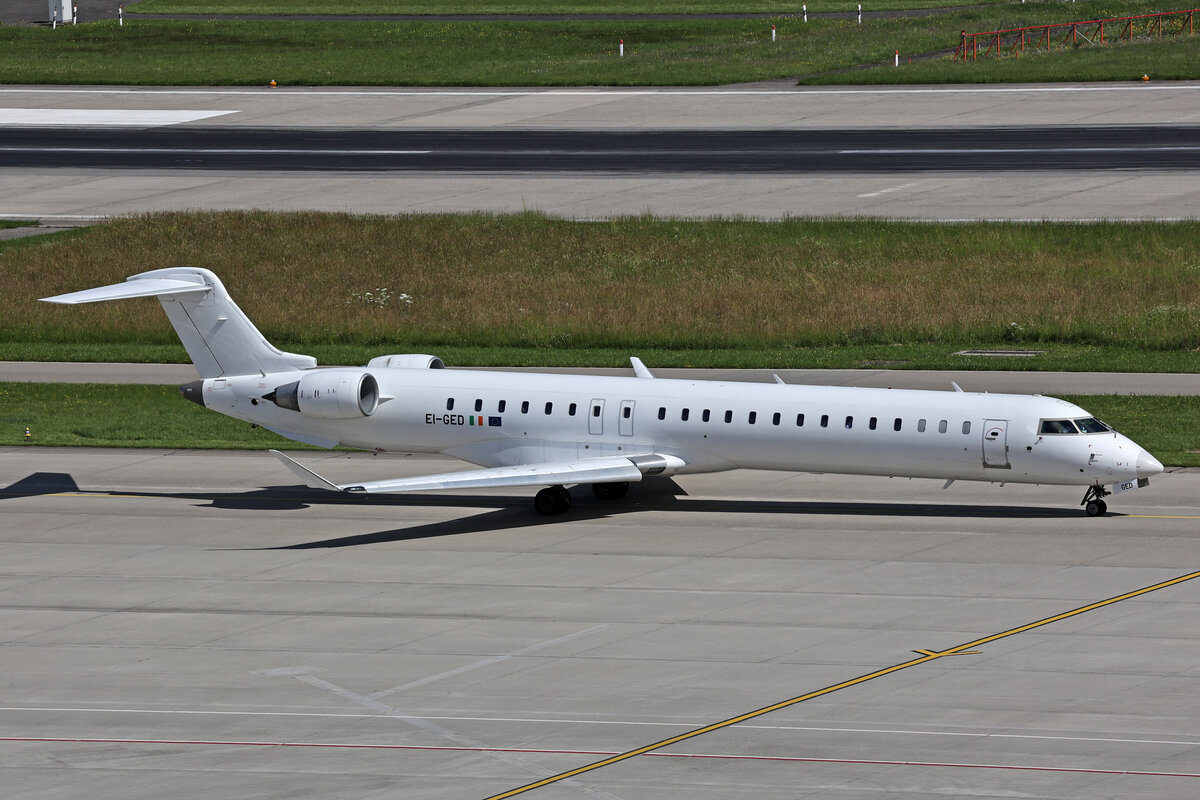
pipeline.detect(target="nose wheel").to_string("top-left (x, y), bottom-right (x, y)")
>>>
top-left (1081, 485), bottom-right (1110, 517)
top-left (534, 485), bottom-right (572, 516)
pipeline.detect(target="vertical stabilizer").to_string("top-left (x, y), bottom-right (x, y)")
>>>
top-left (41, 267), bottom-right (316, 378)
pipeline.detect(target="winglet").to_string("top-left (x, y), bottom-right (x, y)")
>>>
top-left (630, 357), bottom-right (655, 379)
top-left (951, 381), bottom-right (964, 393)
top-left (773, 374), bottom-right (786, 385)
top-left (269, 450), bottom-right (344, 492)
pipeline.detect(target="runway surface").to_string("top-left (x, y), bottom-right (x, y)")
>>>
top-left (5, 126), bottom-right (1200, 172)
top-left (3, 446), bottom-right (1200, 800)
top-left (4, 84), bottom-right (1200, 219)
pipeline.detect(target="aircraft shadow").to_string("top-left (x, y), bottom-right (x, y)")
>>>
top-left (2, 472), bottom-right (1097, 550)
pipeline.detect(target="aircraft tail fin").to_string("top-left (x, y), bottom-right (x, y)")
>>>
top-left (41, 267), bottom-right (316, 379)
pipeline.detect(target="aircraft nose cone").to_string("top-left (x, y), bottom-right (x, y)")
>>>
top-left (1136, 449), bottom-right (1164, 478)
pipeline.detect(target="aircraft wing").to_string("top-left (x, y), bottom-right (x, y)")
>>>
top-left (270, 450), bottom-right (649, 494)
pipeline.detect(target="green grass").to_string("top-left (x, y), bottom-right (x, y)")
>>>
top-left (3, 383), bottom-right (1197, 465)
top-left (9, 212), bottom-right (1200, 365)
top-left (2, 2), bottom-right (1196, 85)
top-left (127, 0), bottom-right (1014, 13)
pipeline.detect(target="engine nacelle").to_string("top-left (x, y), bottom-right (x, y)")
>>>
top-left (366, 353), bottom-right (445, 370)
top-left (268, 369), bottom-right (379, 419)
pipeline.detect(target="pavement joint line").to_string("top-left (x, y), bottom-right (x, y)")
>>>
top-left (2, 737), bottom-right (1200, 779)
top-left (482, 568), bottom-right (1200, 800)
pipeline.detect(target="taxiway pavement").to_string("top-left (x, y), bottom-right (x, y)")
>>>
top-left (2, 447), bottom-right (1199, 799)
top-left (3, 360), bottom-right (1200, 395)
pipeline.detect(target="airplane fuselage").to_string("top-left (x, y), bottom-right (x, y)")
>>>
top-left (197, 367), bottom-right (1150, 488)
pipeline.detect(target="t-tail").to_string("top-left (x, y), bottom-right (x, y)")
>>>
top-left (41, 267), bottom-right (316, 378)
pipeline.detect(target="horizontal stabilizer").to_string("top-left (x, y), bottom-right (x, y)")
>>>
top-left (41, 278), bottom-right (210, 305)
top-left (269, 450), bottom-right (648, 495)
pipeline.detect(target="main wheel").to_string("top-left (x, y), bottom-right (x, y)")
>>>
top-left (1084, 498), bottom-right (1107, 517)
top-left (592, 481), bottom-right (629, 500)
top-left (534, 485), bottom-right (572, 516)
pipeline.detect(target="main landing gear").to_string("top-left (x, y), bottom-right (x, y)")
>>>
top-left (534, 485), bottom-right (572, 516)
top-left (533, 481), bottom-right (631, 515)
top-left (1081, 485), bottom-right (1110, 517)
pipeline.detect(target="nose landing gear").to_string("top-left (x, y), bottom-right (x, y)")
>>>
top-left (1081, 485), bottom-right (1110, 517)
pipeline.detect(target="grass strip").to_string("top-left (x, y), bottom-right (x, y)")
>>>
top-left (8, 212), bottom-right (1200, 366)
top-left (3, 383), bottom-right (1196, 465)
top-left (2, 3), bottom-right (1195, 86)
top-left (126, 0), bottom-right (1012, 14)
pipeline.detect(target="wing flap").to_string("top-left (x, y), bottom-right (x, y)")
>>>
top-left (269, 450), bottom-right (646, 495)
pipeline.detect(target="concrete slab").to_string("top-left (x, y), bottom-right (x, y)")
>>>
top-left (2, 447), bottom-right (1199, 799)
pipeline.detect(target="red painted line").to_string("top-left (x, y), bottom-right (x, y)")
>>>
top-left (4, 737), bottom-right (1199, 779)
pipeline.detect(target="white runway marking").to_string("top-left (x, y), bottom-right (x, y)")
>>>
top-left (368, 623), bottom-right (609, 699)
top-left (0, 109), bottom-right (237, 127)
top-left (857, 181), bottom-right (923, 198)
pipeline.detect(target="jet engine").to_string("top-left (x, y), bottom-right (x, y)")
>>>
top-left (266, 369), bottom-right (379, 419)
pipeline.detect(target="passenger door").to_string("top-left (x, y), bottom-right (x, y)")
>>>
top-left (982, 419), bottom-right (1010, 468)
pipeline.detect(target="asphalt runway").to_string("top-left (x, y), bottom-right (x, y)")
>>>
top-left (3, 446), bottom-right (1200, 800)
top-left (4, 84), bottom-right (1200, 219)
top-left (5, 126), bottom-right (1200, 172)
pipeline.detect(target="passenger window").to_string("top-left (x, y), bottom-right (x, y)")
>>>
top-left (446, 398), bottom-right (454, 411)
top-left (682, 408), bottom-right (690, 421)
top-left (820, 414), bottom-right (829, 428)
top-left (917, 419), bottom-right (926, 433)
top-left (748, 411), bottom-right (757, 424)
top-left (773, 412), bottom-right (781, 426)
top-left (545, 402), bottom-right (553, 415)
top-left (1075, 417), bottom-right (1110, 433)
top-left (569, 403), bottom-right (577, 416)
top-left (962, 421), bottom-right (971, 434)
top-left (521, 401), bottom-right (529, 414)
top-left (869, 417), bottom-right (877, 430)
top-left (1040, 419), bottom-right (1077, 434)
top-left (724, 410), bottom-right (733, 423)
top-left (498, 400), bottom-right (506, 413)
top-left (796, 413), bottom-right (805, 427)
top-left (938, 420), bottom-right (948, 434)
top-left (474, 399), bottom-right (483, 413)
top-left (657, 407), bottom-right (666, 420)
top-left (592, 404), bottom-right (601, 417)
top-left (845, 416), bottom-right (853, 429)
top-left (894, 418), bottom-right (902, 431)
top-left (702, 409), bottom-right (711, 422)
top-left (623, 406), bottom-right (631, 419)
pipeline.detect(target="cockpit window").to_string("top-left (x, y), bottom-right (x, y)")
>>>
top-left (1074, 417), bottom-right (1111, 434)
top-left (1040, 419), bottom-right (1079, 435)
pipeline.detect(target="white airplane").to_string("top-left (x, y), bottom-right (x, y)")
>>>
top-left (43, 267), bottom-right (1163, 517)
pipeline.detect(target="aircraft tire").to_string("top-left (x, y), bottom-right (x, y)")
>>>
top-left (1084, 499), bottom-right (1107, 517)
top-left (535, 485), bottom-right (572, 515)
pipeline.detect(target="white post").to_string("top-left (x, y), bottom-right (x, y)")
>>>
top-left (619, 38), bottom-right (624, 57)
top-left (858, 3), bottom-right (862, 24)
top-left (803, 3), bottom-right (807, 22)
top-left (73, 3), bottom-right (77, 23)
top-left (52, 7), bottom-right (57, 27)
top-left (894, 49), bottom-right (899, 66)
top-left (119, 4), bottom-right (122, 24)
top-left (771, 24), bottom-right (776, 42)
